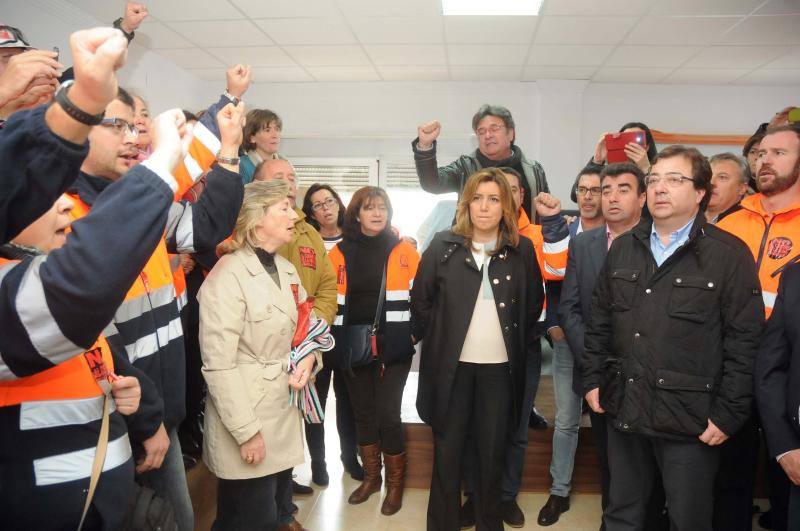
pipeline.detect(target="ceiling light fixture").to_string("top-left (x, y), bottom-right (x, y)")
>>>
top-left (441, 0), bottom-right (543, 16)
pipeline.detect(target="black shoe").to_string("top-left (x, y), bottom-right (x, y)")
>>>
top-left (311, 459), bottom-right (329, 486)
top-left (529, 407), bottom-right (549, 429)
top-left (501, 499), bottom-right (525, 528)
top-left (537, 494), bottom-right (570, 526)
top-left (343, 456), bottom-right (364, 481)
top-left (759, 509), bottom-right (773, 530)
top-left (459, 497), bottom-right (475, 529)
top-left (292, 479), bottom-right (313, 495)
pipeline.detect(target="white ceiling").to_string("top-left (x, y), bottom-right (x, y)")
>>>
top-left (65, 0), bottom-right (800, 85)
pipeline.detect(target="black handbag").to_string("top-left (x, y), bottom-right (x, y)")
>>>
top-left (339, 265), bottom-right (386, 369)
top-left (120, 485), bottom-right (177, 531)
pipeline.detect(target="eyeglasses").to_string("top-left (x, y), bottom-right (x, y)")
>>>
top-left (99, 118), bottom-right (139, 138)
top-left (311, 197), bottom-right (337, 212)
top-left (644, 173), bottom-right (695, 188)
top-left (576, 186), bottom-right (601, 197)
top-left (475, 124), bottom-right (505, 137)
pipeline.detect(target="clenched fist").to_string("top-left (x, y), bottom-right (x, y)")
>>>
top-left (217, 101), bottom-right (246, 156)
top-left (68, 27), bottom-right (129, 115)
top-left (149, 108), bottom-right (194, 173)
top-left (417, 120), bottom-right (441, 150)
top-left (226, 64), bottom-right (252, 100)
top-left (534, 192), bottom-right (562, 218)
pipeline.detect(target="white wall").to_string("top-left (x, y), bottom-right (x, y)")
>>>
top-left (5, 0), bottom-right (205, 115)
top-left (208, 78), bottom-right (798, 203)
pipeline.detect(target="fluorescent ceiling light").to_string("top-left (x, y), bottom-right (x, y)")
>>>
top-left (441, 0), bottom-right (543, 16)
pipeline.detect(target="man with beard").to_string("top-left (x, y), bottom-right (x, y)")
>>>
top-left (718, 124), bottom-right (800, 531)
top-left (568, 167), bottom-right (605, 236)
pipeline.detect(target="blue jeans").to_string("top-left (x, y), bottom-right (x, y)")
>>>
top-left (500, 340), bottom-right (542, 501)
top-left (138, 427), bottom-right (194, 531)
top-left (549, 339), bottom-right (582, 497)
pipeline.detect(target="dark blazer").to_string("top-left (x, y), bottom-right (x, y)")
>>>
top-left (411, 230), bottom-right (544, 433)
top-left (756, 262), bottom-right (800, 458)
top-left (558, 225), bottom-right (608, 395)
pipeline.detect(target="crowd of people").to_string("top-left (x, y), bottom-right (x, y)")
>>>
top-left (2, 3), bottom-right (800, 531)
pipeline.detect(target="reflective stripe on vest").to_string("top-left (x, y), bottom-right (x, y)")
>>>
top-left (33, 432), bottom-right (132, 486)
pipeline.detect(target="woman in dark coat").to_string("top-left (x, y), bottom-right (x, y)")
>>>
top-left (411, 167), bottom-right (544, 531)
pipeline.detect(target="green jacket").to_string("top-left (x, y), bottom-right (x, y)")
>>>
top-left (278, 208), bottom-right (338, 324)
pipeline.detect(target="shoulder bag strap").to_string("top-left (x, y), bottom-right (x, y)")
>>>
top-left (77, 392), bottom-right (110, 531)
top-left (372, 264), bottom-right (387, 333)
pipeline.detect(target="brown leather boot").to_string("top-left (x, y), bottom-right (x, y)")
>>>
top-left (381, 452), bottom-right (406, 515)
top-left (348, 443), bottom-right (382, 504)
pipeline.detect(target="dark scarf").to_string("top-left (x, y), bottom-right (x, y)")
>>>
top-left (255, 247), bottom-right (280, 288)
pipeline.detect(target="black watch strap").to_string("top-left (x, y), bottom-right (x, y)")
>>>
top-left (55, 81), bottom-right (105, 126)
top-left (112, 18), bottom-right (135, 42)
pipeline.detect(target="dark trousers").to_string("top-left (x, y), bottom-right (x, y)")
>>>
top-left (591, 413), bottom-right (669, 531)
top-left (768, 456), bottom-right (792, 531)
top-left (180, 266), bottom-right (206, 453)
top-left (215, 473), bottom-right (278, 531)
top-left (304, 362), bottom-right (358, 464)
top-left (712, 415), bottom-right (759, 531)
top-left (427, 362), bottom-right (512, 531)
top-left (590, 410), bottom-right (611, 513)
top-left (789, 483), bottom-right (800, 530)
top-left (274, 468), bottom-right (295, 525)
top-left (343, 358), bottom-right (411, 455)
top-left (604, 419), bottom-right (720, 531)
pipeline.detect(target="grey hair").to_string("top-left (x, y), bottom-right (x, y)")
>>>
top-left (471, 104), bottom-right (516, 133)
top-left (709, 153), bottom-right (749, 184)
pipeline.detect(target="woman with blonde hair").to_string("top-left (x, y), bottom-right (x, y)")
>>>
top-left (199, 180), bottom-right (320, 530)
top-left (412, 168), bottom-right (545, 530)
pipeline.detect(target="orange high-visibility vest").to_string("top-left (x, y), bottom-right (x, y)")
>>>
top-left (0, 260), bottom-right (114, 406)
top-left (717, 194), bottom-right (800, 318)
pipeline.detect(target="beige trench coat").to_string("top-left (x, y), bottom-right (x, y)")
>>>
top-left (198, 246), bottom-right (318, 480)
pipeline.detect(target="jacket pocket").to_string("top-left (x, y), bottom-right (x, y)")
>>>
top-left (667, 275), bottom-right (717, 324)
top-left (610, 269), bottom-right (640, 311)
top-left (599, 357), bottom-right (625, 416)
top-left (652, 368), bottom-right (714, 436)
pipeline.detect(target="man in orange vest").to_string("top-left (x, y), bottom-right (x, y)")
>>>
top-left (68, 89), bottom-right (246, 530)
top-left (0, 102), bottom-right (195, 529)
top-left (718, 124), bottom-right (800, 531)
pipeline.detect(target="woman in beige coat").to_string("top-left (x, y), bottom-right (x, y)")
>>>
top-left (199, 180), bottom-right (318, 530)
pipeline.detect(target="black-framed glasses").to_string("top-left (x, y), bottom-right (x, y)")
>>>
top-left (99, 118), bottom-right (139, 138)
top-left (645, 173), bottom-right (695, 188)
top-left (577, 185), bottom-right (601, 196)
top-left (311, 197), bottom-right (337, 212)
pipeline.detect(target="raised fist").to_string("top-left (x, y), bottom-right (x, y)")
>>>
top-left (149, 108), bottom-right (194, 173)
top-left (121, 2), bottom-right (149, 33)
top-left (68, 27), bottom-right (129, 115)
top-left (217, 101), bottom-right (246, 154)
top-left (417, 120), bottom-right (441, 150)
top-left (226, 64), bottom-right (252, 100)
top-left (534, 192), bottom-right (562, 218)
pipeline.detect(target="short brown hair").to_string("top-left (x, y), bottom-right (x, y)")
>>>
top-left (651, 145), bottom-right (713, 211)
top-left (343, 186), bottom-right (394, 240)
top-left (453, 168), bottom-right (519, 251)
top-left (243, 108), bottom-right (282, 151)
top-left (764, 123), bottom-right (800, 147)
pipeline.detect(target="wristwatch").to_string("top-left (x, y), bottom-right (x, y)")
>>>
top-left (216, 151), bottom-right (240, 166)
top-left (55, 80), bottom-right (105, 126)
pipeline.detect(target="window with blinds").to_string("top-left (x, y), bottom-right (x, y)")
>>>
top-left (381, 162), bottom-right (420, 189)
top-left (292, 158), bottom-right (377, 192)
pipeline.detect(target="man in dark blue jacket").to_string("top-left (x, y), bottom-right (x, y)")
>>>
top-left (756, 262), bottom-right (800, 530)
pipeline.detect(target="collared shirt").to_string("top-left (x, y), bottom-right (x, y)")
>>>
top-left (606, 226), bottom-right (614, 250)
top-left (650, 218), bottom-right (694, 267)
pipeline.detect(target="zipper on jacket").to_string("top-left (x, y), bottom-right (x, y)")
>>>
top-left (755, 215), bottom-right (773, 271)
top-left (771, 253), bottom-right (800, 278)
top-left (139, 271), bottom-right (163, 353)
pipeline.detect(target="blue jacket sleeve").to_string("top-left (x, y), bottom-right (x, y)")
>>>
top-left (0, 165), bottom-right (174, 379)
top-left (0, 105), bottom-right (89, 244)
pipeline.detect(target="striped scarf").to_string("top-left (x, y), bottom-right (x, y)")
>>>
top-left (288, 317), bottom-right (335, 424)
